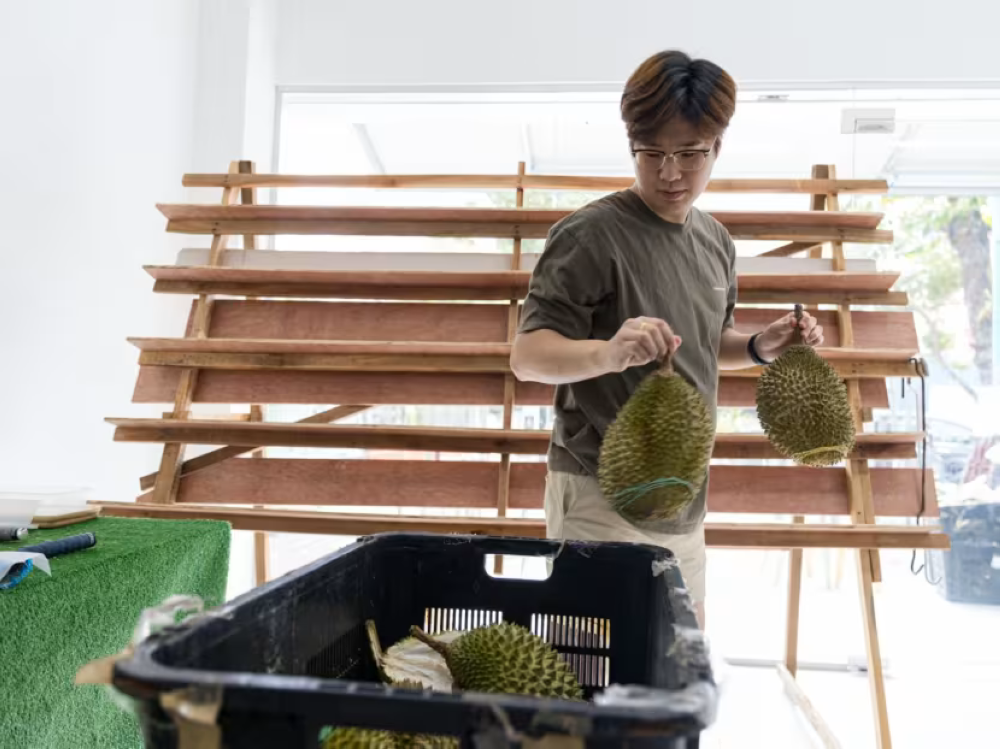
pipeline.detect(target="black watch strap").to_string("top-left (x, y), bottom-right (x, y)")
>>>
top-left (748, 333), bottom-right (771, 366)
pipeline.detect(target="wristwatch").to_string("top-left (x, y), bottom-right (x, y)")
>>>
top-left (747, 332), bottom-right (771, 366)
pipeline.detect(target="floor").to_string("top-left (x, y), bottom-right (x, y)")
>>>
top-left (702, 660), bottom-right (998, 748)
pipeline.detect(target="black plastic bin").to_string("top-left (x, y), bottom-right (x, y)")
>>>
top-left (113, 533), bottom-right (717, 748)
top-left (936, 501), bottom-right (1000, 605)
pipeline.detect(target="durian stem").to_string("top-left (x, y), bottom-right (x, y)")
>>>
top-left (794, 303), bottom-right (806, 347)
top-left (656, 348), bottom-right (676, 376)
top-left (409, 626), bottom-right (452, 661)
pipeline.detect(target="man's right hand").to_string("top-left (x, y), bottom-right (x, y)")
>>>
top-left (601, 316), bottom-right (682, 373)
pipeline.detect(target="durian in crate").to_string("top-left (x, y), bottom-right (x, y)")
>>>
top-left (321, 679), bottom-right (458, 748)
top-left (410, 622), bottom-right (584, 702)
top-left (597, 348), bottom-right (715, 524)
top-left (755, 304), bottom-right (856, 467)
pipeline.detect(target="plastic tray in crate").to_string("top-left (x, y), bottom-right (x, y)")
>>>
top-left (113, 533), bottom-right (718, 747)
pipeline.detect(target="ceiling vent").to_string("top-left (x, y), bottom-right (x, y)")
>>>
top-left (841, 108), bottom-right (896, 135)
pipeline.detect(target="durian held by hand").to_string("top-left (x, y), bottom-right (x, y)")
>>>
top-left (597, 346), bottom-right (714, 524)
top-left (755, 304), bottom-right (856, 467)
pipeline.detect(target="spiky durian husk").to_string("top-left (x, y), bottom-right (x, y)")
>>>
top-left (755, 344), bottom-right (856, 467)
top-left (321, 681), bottom-right (458, 749)
top-left (597, 369), bottom-right (714, 523)
top-left (322, 728), bottom-right (456, 749)
top-left (413, 623), bottom-right (584, 701)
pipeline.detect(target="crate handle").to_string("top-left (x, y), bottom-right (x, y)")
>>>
top-left (483, 553), bottom-right (553, 581)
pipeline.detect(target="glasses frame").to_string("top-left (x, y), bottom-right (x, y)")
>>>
top-left (630, 147), bottom-right (713, 172)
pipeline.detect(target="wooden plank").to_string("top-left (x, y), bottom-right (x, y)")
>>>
top-left (201, 300), bottom-right (512, 342)
top-left (777, 664), bottom-right (843, 748)
top-left (137, 350), bottom-right (922, 379)
top-left (736, 290), bottom-right (907, 306)
top-left (147, 265), bottom-right (904, 304)
top-left (191, 300), bottom-right (915, 350)
top-left (132, 367), bottom-right (891, 410)
top-left (148, 265), bottom-right (529, 295)
top-left (133, 368), bottom-right (554, 406)
top-left (159, 205), bottom-right (885, 230)
top-left (130, 338), bottom-right (920, 377)
top-left (165, 218), bottom-right (894, 244)
top-left (182, 172), bottom-right (889, 194)
top-left (130, 338), bottom-right (513, 356)
top-left (112, 419), bottom-right (554, 455)
top-left (173, 248), bottom-right (881, 274)
top-left (150, 161), bottom-right (241, 505)
top-left (138, 404), bottom-right (370, 490)
top-left (737, 272), bottom-right (898, 292)
top-left (92, 501), bottom-right (950, 550)
top-left (162, 459), bottom-right (938, 518)
top-left (108, 418), bottom-right (921, 460)
top-left (100, 501), bottom-right (549, 538)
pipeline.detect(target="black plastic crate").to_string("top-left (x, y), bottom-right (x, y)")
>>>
top-left (113, 533), bottom-right (717, 747)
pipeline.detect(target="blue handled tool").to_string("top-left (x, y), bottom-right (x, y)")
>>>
top-left (20, 532), bottom-right (97, 557)
top-left (0, 532), bottom-right (97, 590)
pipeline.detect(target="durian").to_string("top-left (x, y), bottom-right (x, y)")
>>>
top-left (755, 305), bottom-right (856, 467)
top-left (597, 352), bottom-right (714, 523)
top-left (320, 681), bottom-right (458, 749)
top-left (321, 726), bottom-right (456, 749)
top-left (410, 622), bottom-right (584, 701)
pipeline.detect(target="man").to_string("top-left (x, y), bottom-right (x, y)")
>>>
top-left (510, 50), bottom-right (823, 629)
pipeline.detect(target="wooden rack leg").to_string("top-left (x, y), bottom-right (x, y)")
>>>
top-left (825, 165), bottom-right (891, 748)
top-left (237, 159), bottom-right (271, 587)
top-left (785, 517), bottom-right (805, 676)
top-left (858, 532), bottom-right (892, 749)
top-left (149, 161), bottom-right (241, 505)
top-left (494, 162), bottom-right (526, 576)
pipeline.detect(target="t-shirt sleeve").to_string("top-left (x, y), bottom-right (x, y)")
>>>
top-left (517, 221), bottom-right (611, 341)
top-left (722, 233), bottom-right (738, 330)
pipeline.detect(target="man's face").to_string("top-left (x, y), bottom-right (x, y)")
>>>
top-left (629, 118), bottom-right (719, 224)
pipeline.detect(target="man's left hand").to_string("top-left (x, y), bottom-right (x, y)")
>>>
top-left (754, 310), bottom-right (824, 362)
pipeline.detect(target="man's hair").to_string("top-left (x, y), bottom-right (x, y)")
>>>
top-left (621, 50), bottom-right (737, 147)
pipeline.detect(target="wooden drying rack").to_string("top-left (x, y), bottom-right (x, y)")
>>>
top-left (97, 161), bottom-right (946, 749)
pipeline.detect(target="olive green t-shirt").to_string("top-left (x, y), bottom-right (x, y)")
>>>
top-left (518, 188), bottom-right (738, 534)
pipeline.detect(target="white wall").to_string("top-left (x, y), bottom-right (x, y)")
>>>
top-left (275, 0), bottom-right (1000, 88)
top-left (0, 1), bottom-right (202, 502)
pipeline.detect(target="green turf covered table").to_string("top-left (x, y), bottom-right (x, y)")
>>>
top-left (0, 516), bottom-right (230, 749)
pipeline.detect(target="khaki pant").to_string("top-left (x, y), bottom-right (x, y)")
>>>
top-left (544, 470), bottom-right (707, 603)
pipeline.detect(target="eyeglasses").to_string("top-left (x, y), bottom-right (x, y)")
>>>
top-left (631, 148), bottom-right (712, 172)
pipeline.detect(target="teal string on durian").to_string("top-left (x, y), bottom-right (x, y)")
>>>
top-left (609, 476), bottom-right (697, 512)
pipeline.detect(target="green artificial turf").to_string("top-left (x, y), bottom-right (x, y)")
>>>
top-left (0, 516), bottom-right (230, 749)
